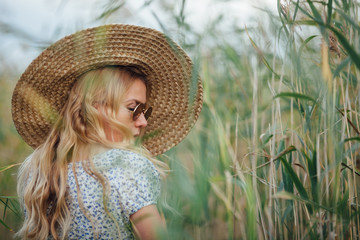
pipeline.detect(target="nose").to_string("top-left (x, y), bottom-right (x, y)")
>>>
top-left (134, 113), bottom-right (148, 128)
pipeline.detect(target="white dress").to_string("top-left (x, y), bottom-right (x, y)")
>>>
top-left (65, 149), bottom-right (160, 239)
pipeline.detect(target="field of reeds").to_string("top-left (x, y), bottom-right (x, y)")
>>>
top-left (1, 0), bottom-right (359, 239)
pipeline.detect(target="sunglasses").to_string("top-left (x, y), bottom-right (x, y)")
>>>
top-left (130, 103), bottom-right (152, 121)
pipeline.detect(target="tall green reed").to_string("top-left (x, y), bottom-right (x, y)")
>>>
top-left (160, 0), bottom-right (360, 239)
top-left (0, 68), bottom-right (31, 238)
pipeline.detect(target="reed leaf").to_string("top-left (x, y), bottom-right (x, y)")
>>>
top-left (328, 25), bottom-right (360, 70)
top-left (281, 154), bottom-right (294, 193)
top-left (306, 0), bottom-right (323, 23)
top-left (333, 57), bottom-right (351, 78)
top-left (95, 2), bottom-right (125, 20)
top-left (0, 163), bottom-right (21, 173)
top-left (299, 35), bottom-right (318, 58)
top-left (0, 218), bottom-right (12, 232)
top-left (274, 92), bottom-right (317, 103)
top-left (302, 150), bottom-right (318, 202)
top-left (297, 1), bottom-right (360, 70)
top-left (280, 157), bottom-right (313, 214)
top-left (277, 0), bottom-right (289, 36)
top-left (0, 197), bottom-right (22, 218)
top-left (292, 0), bottom-right (300, 21)
top-left (273, 191), bottom-right (332, 212)
top-left (344, 137), bottom-right (360, 142)
top-left (327, 0), bottom-right (333, 25)
top-left (333, 7), bottom-right (360, 32)
top-left (246, 27), bottom-right (287, 82)
top-left (341, 162), bottom-right (360, 177)
top-left (235, 178), bottom-right (257, 239)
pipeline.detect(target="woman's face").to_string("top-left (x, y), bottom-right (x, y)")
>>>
top-left (104, 78), bottom-right (148, 142)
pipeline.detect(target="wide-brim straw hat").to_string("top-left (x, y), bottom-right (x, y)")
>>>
top-left (11, 24), bottom-right (203, 156)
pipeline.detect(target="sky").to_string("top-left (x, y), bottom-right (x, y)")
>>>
top-left (0, 0), bottom-right (277, 72)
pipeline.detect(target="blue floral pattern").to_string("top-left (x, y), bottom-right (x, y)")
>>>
top-left (65, 149), bottom-right (160, 239)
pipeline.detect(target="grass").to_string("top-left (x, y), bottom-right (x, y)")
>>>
top-left (0, 68), bottom-right (32, 239)
top-left (1, 0), bottom-right (359, 239)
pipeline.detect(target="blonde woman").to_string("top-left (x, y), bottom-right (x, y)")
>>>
top-left (12, 25), bottom-right (203, 240)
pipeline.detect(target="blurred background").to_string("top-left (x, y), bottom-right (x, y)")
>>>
top-left (1, 0), bottom-right (359, 239)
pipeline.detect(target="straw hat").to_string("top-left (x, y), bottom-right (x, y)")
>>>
top-left (11, 24), bottom-right (203, 156)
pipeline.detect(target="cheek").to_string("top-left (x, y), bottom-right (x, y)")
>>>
top-left (103, 122), bottom-right (120, 141)
top-left (116, 109), bottom-right (133, 127)
top-left (104, 111), bottom-right (134, 142)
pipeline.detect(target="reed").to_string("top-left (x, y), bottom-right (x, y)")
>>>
top-left (1, 0), bottom-right (359, 239)
top-left (160, 0), bottom-right (360, 239)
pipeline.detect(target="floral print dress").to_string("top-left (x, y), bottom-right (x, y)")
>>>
top-left (66, 149), bottom-right (160, 239)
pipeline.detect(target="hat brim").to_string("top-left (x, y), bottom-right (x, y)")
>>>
top-left (11, 24), bottom-right (203, 156)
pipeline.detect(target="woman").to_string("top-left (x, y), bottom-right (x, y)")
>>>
top-left (12, 25), bottom-right (203, 240)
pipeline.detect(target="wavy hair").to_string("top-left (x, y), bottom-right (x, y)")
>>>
top-left (16, 66), bottom-right (168, 239)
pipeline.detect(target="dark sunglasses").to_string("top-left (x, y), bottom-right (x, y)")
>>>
top-left (130, 103), bottom-right (152, 121)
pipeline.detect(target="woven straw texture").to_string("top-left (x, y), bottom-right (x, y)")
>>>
top-left (12, 24), bottom-right (203, 156)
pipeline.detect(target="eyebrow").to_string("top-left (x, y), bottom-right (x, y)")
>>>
top-left (125, 99), bottom-right (146, 104)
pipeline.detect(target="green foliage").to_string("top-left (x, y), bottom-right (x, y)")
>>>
top-left (0, 70), bottom-right (31, 238)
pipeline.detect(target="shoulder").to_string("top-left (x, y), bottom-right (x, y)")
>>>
top-left (93, 148), bottom-right (153, 167)
top-left (92, 149), bottom-right (159, 178)
top-left (100, 150), bottom-right (161, 216)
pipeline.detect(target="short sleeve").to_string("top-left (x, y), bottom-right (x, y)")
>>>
top-left (97, 149), bottom-right (161, 217)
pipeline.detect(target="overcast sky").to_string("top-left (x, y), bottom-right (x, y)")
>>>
top-left (0, 0), bottom-right (277, 72)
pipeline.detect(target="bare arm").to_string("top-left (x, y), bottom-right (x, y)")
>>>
top-left (130, 205), bottom-right (166, 240)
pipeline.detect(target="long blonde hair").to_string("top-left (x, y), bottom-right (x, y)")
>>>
top-left (17, 66), bottom-right (168, 240)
